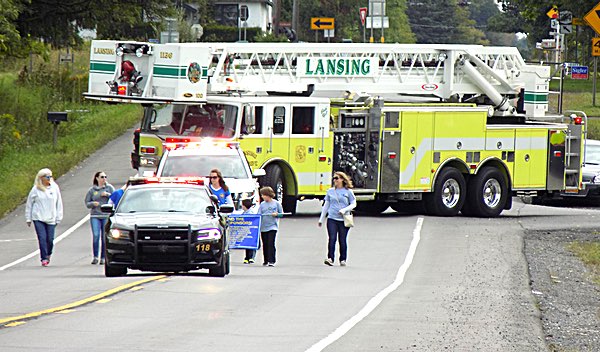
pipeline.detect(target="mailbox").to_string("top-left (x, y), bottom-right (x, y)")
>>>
top-left (47, 112), bottom-right (68, 123)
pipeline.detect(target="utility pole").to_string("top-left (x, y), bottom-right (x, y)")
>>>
top-left (292, 0), bottom-right (299, 38)
top-left (273, 0), bottom-right (281, 36)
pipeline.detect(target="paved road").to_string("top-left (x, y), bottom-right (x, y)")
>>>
top-left (1, 128), bottom-right (600, 351)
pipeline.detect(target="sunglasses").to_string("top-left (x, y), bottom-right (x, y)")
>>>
top-left (44, 175), bottom-right (53, 179)
top-left (332, 176), bottom-right (340, 180)
top-left (99, 176), bottom-right (107, 179)
top-left (210, 176), bottom-right (219, 179)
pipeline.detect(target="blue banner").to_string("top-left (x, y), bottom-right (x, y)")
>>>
top-left (227, 214), bottom-right (261, 249)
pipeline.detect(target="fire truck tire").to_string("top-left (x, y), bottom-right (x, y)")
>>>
top-left (104, 261), bottom-right (127, 277)
top-left (425, 168), bottom-right (466, 216)
top-left (262, 164), bottom-right (297, 215)
top-left (462, 166), bottom-right (507, 218)
top-left (354, 201), bottom-right (388, 215)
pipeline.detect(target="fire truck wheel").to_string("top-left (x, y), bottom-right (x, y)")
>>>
top-left (425, 168), bottom-right (466, 216)
top-left (354, 201), bottom-right (388, 215)
top-left (262, 164), bottom-right (297, 215)
top-left (463, 166), bottom-right (507, 218)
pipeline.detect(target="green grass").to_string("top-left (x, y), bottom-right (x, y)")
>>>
top-left (0, 104), bottom-right (142, 217)
top-left (568, 241), bottom-right (600, 286)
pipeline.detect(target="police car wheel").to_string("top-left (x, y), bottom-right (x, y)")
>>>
top-left (104, 261), bottom-right (127, 277)
top-left (209, 253), bottom-right (228, 277)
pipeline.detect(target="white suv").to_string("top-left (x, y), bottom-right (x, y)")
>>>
top-left (154, 142), bottom-right (265, 208)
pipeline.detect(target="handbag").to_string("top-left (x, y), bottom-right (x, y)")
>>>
top-left (333, 189), bottom-right (355, 228)
top-left (343, 212), bottom-right (354, 227)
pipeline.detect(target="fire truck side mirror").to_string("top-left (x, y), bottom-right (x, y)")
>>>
top-left (243, 104), bottom-right (255, 134)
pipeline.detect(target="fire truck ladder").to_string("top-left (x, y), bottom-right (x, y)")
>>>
top-left (85, 41), bottom-right (550, 118)
top-left (204, 43), bottom-right (549, 118)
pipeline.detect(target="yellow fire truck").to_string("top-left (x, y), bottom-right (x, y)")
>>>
top-left (85, 41), bottom-right (584, 217)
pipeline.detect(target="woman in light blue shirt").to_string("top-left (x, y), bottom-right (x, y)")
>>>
top-left (318, 171), bottom-right (356, 266)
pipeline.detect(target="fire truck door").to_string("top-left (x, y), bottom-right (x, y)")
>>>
top-left (288, 106), bottom-right (321, 193)
top-left (513, 129), bottom-right (548, 188)
top-left (381, 111), bottom-right (401, 193)
top-left (241, 105), bottom-right (268, 171)
top-left (398, 111), bottom-right (434, 190)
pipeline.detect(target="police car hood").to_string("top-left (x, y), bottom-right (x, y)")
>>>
top-left (223, 178), bottom-right (258, 194)
top-left (111, 212), bottom-right (217, 230)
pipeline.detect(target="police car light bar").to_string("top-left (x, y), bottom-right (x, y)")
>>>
top-left (128, 176), bottom-right (205, 186)
top-left (163, 140), bottom-right (239, 151)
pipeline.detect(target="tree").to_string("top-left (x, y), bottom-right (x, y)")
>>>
top-left (407, 0), bottom-right (487, 44)
top-left (0, 0), bottom-right (23, 58)
top-left (386, 0), bottom-right (417, 43)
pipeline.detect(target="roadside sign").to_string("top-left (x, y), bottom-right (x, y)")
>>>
top-left (311, 17), bottom-right (334, 30)
top-left (584, 2), bottom-right (600, 34)
top-left (546, 5), bottom-right (559, 19)
top-left (573, 18), bottom-right (586, 26)
top-left (571, 66), bottom-right (589, 79)
top-left (561, 25), bottom-right (573, 34)
top-left (593, 38), bottom-right (600, 56)
top-left (359, 7), bottom-right (367, 26)
top-left (59, 53), bottom-right (73, 64)
top-left (366, 16), bottom-right (389, 29)
top-left (324, 29), bottom-right (335, 38)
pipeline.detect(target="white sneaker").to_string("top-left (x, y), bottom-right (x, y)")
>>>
top-left (267, 262), bottom-right (275, 267)
top-left (324, 258), bottom-right (333, 266)
top-left (340, 260), bottom-right (347, 266)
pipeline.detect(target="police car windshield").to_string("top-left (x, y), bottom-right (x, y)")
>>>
top-left (117, 187), bottom-right (212, 213)
top-left (160, 155), bottom-right (248, 179)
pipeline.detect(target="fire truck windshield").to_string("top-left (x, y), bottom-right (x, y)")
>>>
top-left (147, 104), bottom-right (238, 139)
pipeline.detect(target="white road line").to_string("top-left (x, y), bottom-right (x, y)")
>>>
top-left (0, 239), bottom-right (35, 243)
top-left (306, 217), bottom-right (424, 352)
top-left (0, 215), bottom-right (90, 271)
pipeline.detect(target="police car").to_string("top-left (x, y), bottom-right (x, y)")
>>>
top-left (101, 177), bottom-right (233, 277)
top-left (154, 141), bottom-right (265, 208)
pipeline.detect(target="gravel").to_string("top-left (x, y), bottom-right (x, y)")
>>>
top-left (524, 229), bottom-right (600, 351)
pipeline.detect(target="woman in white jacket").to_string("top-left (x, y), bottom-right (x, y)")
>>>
top-left (25, 168), bottom-right (63, 267)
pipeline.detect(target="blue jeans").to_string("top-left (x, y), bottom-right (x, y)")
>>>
top-left (326, 218), bottom-right (350, 262)
top-left (90, 217), bottom-right (107, 258)
top-left (33, 220), bottom-right (56, 261)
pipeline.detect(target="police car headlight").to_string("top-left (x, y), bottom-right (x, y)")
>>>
top-left (109, 228), bottom-right (131, 239)
top-left (593, 174), bottom-right (600, 184)
top-left (195, 228), bottom-right (222, 241)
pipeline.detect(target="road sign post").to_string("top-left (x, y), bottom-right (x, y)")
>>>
top-left (359, 7), bottom-right (367, 43)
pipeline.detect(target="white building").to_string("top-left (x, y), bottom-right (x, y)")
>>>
top-left (214, 0), bottom-right (273, 32)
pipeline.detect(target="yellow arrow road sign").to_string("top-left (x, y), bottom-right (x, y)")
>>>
top-left (584, 2), bottom-right (600, 34)
top-left (311, 17), bottom-right (334, 30)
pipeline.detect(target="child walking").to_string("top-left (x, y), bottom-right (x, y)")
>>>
top-left (258, 187), bottom-right (283, 267)
top-left (241, 198), bottom-right (258, 264)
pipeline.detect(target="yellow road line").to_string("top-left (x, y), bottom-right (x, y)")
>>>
top-left (0, 275), bottom-right (166, 326)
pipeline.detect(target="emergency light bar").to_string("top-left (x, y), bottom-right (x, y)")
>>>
top-left (128, 176), bottom-right (205, 186)
top-left (163, 140), bottom-right (239, 151)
